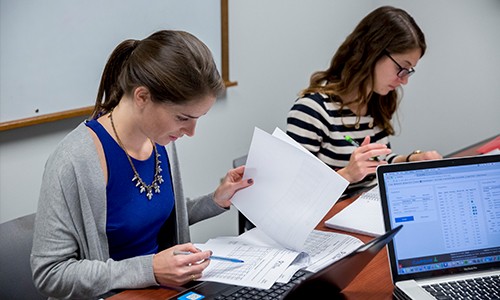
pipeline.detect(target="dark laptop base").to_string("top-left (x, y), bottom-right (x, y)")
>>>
top-left (282, 278), bottom-right (346, 300)
top-left (174, 273), bottom-right (346, 300)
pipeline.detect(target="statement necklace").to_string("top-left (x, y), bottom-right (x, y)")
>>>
top-left (109, 111), bottom-right (163, 200)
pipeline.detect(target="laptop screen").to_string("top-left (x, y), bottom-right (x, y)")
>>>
top-left (377, 154), bottom-right (500, 282)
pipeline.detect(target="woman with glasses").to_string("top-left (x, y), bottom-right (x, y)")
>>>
top-left (286, 6), bottom-right (442, 199)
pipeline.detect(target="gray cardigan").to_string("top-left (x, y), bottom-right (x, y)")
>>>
top-left (30, 122), bottom-right (226, 299)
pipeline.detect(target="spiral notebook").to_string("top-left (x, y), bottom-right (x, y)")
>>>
top-left (324, 186), bottom-right (385, 237)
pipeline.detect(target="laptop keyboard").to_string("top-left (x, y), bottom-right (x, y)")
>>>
top-left (422, 275), bottom-right (500, 300)
top-left (213, 270), bottom-right (308, 300)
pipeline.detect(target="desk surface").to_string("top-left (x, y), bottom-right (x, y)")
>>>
top-left (107, 134), bottom-right (498, 300)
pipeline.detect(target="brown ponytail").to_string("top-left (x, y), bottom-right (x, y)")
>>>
top-left (90, 30), bottom-right (224, 119)
top-left (91, 39), bottom-right (137, 118)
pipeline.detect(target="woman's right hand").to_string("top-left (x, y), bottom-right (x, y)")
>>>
top-left (152, 243), bottom-right (212, 286)
top-left (337, 136), bottom-right (392, 183)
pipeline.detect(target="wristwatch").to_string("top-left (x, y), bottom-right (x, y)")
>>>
top-left (406, 150), bottom-right (422, 162)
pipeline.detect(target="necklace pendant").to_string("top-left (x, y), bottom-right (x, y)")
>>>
top-left (110, 110), bottom-right (162, 201)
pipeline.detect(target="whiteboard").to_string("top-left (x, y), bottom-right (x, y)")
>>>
top-left (0, 0), bottom-right (221, 123)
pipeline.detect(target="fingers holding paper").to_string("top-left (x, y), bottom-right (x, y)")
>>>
top-left (213, 165), bottom-right (254, 208)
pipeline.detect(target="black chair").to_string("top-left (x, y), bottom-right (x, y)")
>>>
top-left (0, 213), bottom-right (46, 299)
top-left (232, 155), bottom-right (256, 234)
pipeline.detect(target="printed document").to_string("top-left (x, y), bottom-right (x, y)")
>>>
top-left (195, 237), bottom-right (300, 289)
top-left (193, 127), bottom-right (351, 288)
top-left (231, 127), bottom-right (349, 251)
top-left (195, 228), bottom-right (363, 288)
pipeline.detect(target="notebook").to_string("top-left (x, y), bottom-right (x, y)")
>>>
top-left (324, 186), bottom-right (385, 237)
top-left (175, 225), bottom-right (402, 300)
top-left (376, 154), bottom-right (500, 300)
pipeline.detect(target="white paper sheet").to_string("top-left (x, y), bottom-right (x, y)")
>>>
top-left (324, 186), bottom-right (385, 237)
top-left (486, 148), bottom-right (500, 155)
top-left (231, 127), bottom-right (349, 251)
top-left (237, 228), bottom-right (363, 282)
top-left (195, 238), bottom-right (300, 289)
top-left (195, 228), bottom-right (364, 287)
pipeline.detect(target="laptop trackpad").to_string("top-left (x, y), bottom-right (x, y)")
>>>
top-left (396, 281), bottom-right (434, 300)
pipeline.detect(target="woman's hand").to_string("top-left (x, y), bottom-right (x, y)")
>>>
top-left (213, 165), bottom-right (254, 208)
top-left (338, 136), bottom-right (392, 183)
top-left (153, 243), bottom-right (212, 286)
top-left (406, 150), bottom-right (443, 162)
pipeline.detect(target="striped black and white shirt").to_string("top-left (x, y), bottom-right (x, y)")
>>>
top-left (286, 93), bottom-right (398, 198)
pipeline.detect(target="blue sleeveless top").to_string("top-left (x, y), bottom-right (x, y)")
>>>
top-left (86, 119), bottom-right (174, 261)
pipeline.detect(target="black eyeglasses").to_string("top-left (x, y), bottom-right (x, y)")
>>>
top-left (384, 51), bottom-right (415, 79)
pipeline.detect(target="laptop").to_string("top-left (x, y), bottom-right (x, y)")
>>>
top-left (174, 225), bottom-right (402, 300)
top-left (376, 154), bottom-right (500, 300)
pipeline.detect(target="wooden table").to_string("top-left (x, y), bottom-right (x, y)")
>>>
top-left (107, 134), bottom-right (499, 300)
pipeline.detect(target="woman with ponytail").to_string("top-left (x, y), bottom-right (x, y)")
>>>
top-left (31, 30), bottom-right (253, 299)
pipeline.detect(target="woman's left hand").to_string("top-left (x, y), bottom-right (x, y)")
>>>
top-left (213, 165), bottom-right (254, 208)
top-left (408, 150), bottom-right (443, 162)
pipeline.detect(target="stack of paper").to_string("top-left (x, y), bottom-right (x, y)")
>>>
top-left (231, 127), bottom-right (349, 251)
top-left (196, 228), bottom-right (363, 288)
top-left (194, 127), bottom-right (352, 288)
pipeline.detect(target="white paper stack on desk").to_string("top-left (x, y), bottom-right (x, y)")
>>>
top-left (194, 127), bottom-right (359, 289)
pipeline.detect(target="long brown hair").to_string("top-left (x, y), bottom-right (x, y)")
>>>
top-left (91, 30), bottom-right (224, 119)
top-left (300, 6), bottom-right (426, 135)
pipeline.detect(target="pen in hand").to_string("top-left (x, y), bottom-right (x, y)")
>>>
top-left (173, 250), bottom-right (244, 263)
top-left (344, 135), bottom-right (381, 161)
top-left (344, 135), bottom-right (361, 147)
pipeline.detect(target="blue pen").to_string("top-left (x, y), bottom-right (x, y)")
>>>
top-left (173, 250), bottom-right (244, 263)
top-left (209, 255), bottom-right (245, 263)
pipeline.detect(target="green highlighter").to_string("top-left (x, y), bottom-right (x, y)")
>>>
top-left (344, 135), bottom-right (360, 147)
top-left (344, 135), bottom-right (381, 161)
